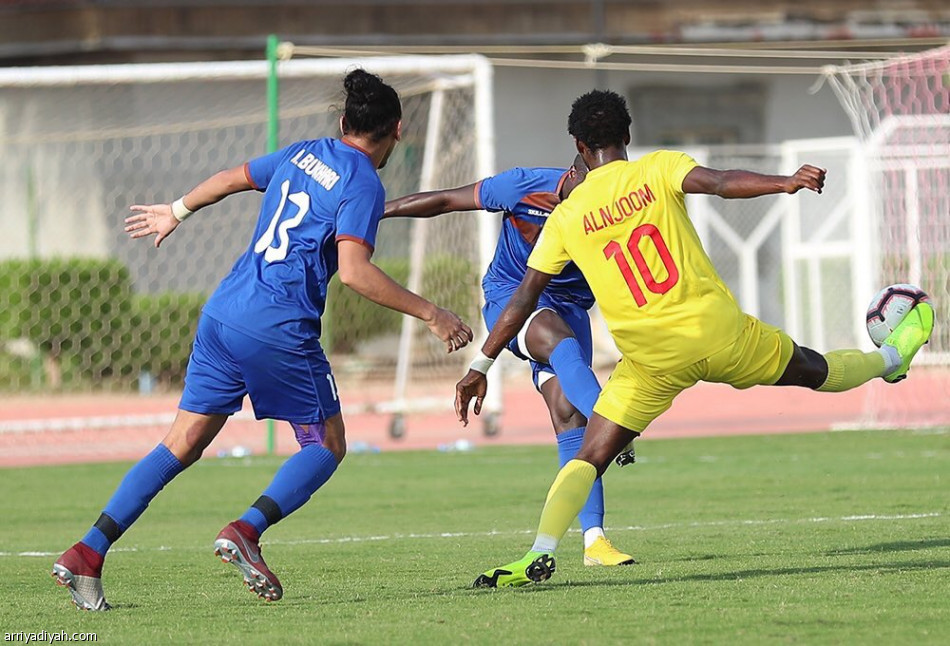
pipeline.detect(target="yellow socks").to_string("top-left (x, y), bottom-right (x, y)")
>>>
top-left (530, 460), bottom-right (597, 553)
top-left (818, 349), bottom-right (887, 392)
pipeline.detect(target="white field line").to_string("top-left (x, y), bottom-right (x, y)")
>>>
top-left (2, 512), bottom-right (941, 558)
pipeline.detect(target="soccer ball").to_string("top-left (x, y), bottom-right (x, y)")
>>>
top-left (865, 283), bottom-right (929, 347)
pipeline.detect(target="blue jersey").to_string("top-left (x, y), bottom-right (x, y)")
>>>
top-left (203, 138), bottom-right (384, 351)
top-left (476, 167), bottom-right (594, 309)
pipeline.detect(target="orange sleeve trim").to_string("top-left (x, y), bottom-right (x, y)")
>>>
top-left (243, 162), bottom-right (262, 191)
top-left (336, 234), bottom-right (375, 253)
top-left (521, 191), bottom-right (560, 212)
top-left (473, 180), bottom-right (484, 209)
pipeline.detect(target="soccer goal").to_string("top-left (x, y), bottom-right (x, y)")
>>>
top-left (0, 53), bottom-right (501, 441)
top-left (822, 44), bottom-right (950, 428)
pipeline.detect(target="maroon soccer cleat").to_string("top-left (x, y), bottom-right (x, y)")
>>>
top-left (213, 521), bottom-right (283, 601)
top-left (51, 542), bottom-right (111, 611)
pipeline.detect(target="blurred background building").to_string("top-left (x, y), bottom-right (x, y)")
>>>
top-left (2, 1), bottom-right (949, 164)
top-left (0, 1), bottom-right (947, 457)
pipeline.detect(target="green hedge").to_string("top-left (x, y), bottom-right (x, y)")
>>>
top-left (0, 258), bottom-right (132, 388)
top-left (323, 255), bottom-right (479, 354)
top-left (0, 253), bottom-right (480, 389)
top-left (120, 293), bottom-right (206, 387)
top-left (323, 259), bottom-right (408, 354)
top-left (0, 259), bottom-right (207, 390)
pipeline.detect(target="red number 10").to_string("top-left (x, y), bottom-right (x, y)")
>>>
top-left (602, 224), bottom-right (679, 307)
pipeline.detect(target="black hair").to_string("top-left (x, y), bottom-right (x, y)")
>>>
top-left (342, 68), bottom-right (402, 142)
top-left (567, 90), bottom-right (632, 151)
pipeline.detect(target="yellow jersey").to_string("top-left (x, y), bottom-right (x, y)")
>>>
top-left (528, 150), bottom-right (745, 374)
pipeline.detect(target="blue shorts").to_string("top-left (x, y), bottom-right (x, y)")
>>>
top-left (179, 314), bottom-right (341, 424)
top-left (483, 287), bottom-right (594, 390)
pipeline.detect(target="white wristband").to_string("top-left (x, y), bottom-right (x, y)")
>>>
top-left (171, 197), bottom-right (194, 222)
top-left (469, 351), bottom-right (495, 375)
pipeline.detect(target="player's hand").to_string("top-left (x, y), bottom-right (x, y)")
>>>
top-left (784, 165), bottom-right (826, 195)
top-left (455, 369), bottom-right (488, 427)
top-left (425, 307), bottom-right (474, 353)
top-left (125, 203), bottom-right (181, 248)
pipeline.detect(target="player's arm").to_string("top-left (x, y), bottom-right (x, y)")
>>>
top-left (337, 239), bottom-right (473, 353)
top-left (455, 268), bottom-right (553, 425)
top-left (383, 183), bottom-right (479, 219)
top-left (682, 164), bottom-right (825, 199)
top-left (125, 165), bottom-right (254, 248)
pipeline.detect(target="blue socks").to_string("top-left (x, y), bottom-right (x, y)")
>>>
top-left (548, 338), bottom-right (600, 419)
top-left (549, 338), bottom-right (605, 533)
top-left (78, 443), bottom-right (339, 556)
top-left (555, 426), bottom-right (605, 533)
top-left (81, 444), bottom-right (184, 556)
top-left (239, 444), bottom-right (339, 536)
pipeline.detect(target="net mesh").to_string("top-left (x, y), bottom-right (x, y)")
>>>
top-left (0, 58), bottom-right (486, 412)
top-left (823, 45), bottom-right (950, 428)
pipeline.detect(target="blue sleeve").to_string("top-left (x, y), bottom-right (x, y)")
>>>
top-left (476, 168), bottom-right (534, 213)
top-left (336, 176), bottom-right (385, 253)
top-left (245, 142), bottom-right (307, 191)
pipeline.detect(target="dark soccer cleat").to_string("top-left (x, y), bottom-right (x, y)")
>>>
top-left (51, 542), bottom-right (111, 611)
top-left (214, 521), bottom-right (283, 601)
top-left (614, 438), bottom-right (637, 467)
top-left (472, 552), bottom-right (556, 588)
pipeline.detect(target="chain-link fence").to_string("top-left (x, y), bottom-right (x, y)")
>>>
top-left (0, 57), bottom-right (491, 400)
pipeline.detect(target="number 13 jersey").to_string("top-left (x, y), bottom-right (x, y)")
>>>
top-left (203, 138), bottom-right (384, 351)
top-left (527, 150), bottom-right (744, 374)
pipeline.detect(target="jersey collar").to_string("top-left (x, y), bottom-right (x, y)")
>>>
top-left (341, 137), bottom-right (373, 159)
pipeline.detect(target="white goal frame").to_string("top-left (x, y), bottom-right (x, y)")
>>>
top-left (0, 54), bottom-right (502, 438)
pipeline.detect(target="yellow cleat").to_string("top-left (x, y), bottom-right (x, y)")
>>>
top-left (883, 302), bottom-right (935, 383)
top-left (583, 537), bottom-right (637, 566)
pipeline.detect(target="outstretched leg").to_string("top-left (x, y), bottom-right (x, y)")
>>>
top-left (776, 303), bottom-right (934, 391)
top-left (53, 410), bottom-right (228, 610)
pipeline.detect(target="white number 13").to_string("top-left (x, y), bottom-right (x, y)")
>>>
top-left (254, 180), bottom-right (310, 263)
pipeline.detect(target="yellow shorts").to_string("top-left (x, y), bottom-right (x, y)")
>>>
top-left (593, 314), bottom-right (795, 432)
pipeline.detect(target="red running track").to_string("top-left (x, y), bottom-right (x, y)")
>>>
top-left (1, 369), bottom-right (947, 468)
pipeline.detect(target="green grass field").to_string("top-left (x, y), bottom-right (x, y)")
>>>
top-left (1, 430), bottom-right (947, 644)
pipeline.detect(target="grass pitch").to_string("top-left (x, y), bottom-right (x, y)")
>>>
top-left (1, 430), bottom-right (947, 644)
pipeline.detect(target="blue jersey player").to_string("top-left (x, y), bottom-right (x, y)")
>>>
top-left (384, 157), bottom-right (636, 567)
top-left (52, 69), bottom-right (473, 611)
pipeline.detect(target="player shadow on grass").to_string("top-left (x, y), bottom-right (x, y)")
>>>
top-left (522, 558), bottom-right (950, 589)
top-left (824, 537), bottom-right (950, 556)
top-left (643, 538), bottom-right (950, 565)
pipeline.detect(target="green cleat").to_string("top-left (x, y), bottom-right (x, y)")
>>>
top-left (882, 302), bottom-right (935, 383)
top-left (472, 551), bottom-right (556, 588)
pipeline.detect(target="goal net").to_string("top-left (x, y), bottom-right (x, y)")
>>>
top-left (0, 54), bottom-right (498, 448)
top-left (822, 45), bottom-right (950, 428)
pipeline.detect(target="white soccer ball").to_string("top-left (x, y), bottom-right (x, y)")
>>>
top-left (865, 283), bottom-right (929, 347)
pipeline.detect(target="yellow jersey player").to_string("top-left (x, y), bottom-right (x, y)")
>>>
top-left (456, 89), bottom-right (934, 588)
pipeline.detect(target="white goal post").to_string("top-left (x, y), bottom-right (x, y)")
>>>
top-left (821, 45), bottom-right (950, 428)
top-left (0, 54), bottom-right (502, 438)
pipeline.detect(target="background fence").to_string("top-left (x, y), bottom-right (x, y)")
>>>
top-left (1, 49), bottom-right (948, 461)
top-left (0, 56), bottom-right (495, 410)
